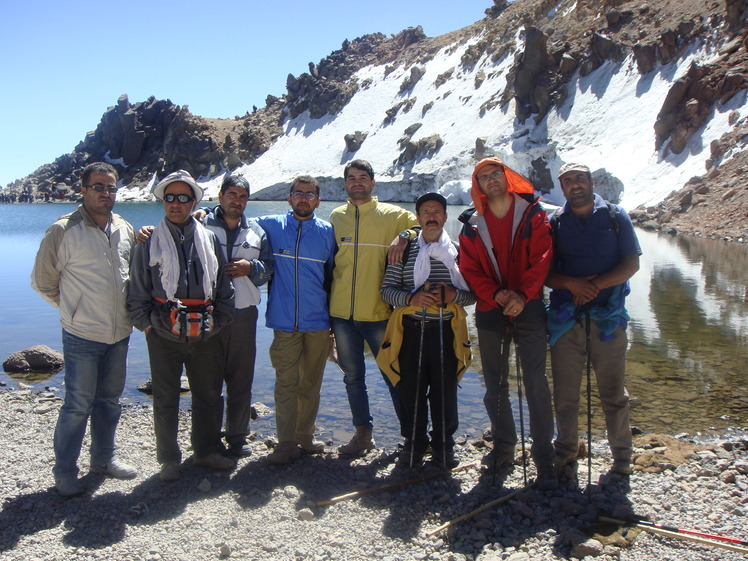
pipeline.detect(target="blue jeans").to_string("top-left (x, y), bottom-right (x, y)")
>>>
top-left (331, 317), bottom-right (401, 430)
top-left (54, 330), bottom-right (129, 478)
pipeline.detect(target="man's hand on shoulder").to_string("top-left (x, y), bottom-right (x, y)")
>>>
top-left (136, 225), bottom-right (155, 243)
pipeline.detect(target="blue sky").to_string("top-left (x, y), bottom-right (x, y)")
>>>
top-left (0, 0), bottom-right (493, 187)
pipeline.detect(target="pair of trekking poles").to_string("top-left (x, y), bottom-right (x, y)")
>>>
top-left (491, 307), bottom-right (594, 489)
top-left (409, 284), bottom-right (449, 469)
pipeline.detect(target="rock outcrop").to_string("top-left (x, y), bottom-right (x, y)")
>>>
top-left (3, 345), bottom-right (64, 373)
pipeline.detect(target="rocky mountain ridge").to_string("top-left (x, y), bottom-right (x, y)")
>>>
top-left (3, 0), bottom-right (748, 242)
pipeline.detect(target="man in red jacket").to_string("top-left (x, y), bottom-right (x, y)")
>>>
top-left (458, 157), bottom-right (556, 488)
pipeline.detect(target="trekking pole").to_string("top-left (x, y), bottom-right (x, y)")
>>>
top-left (599, 516), bottom-right (748, 554)
top-left (492, 328), bottom-right (510, 484)
top-left (438, 284), bottom-right (447, 469)
top-left (411, 303), bottom-right (427, 469)
top-left (513, 321), bottom-right (527, 487)
top-left (599, 516), bottom-right (748, 547)
top-left (584, 306), bottom-right (593, 491)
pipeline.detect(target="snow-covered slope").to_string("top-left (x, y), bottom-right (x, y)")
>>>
top-left (218, 22), bottom-right (747, 211)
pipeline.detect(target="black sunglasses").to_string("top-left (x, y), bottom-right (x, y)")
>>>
top-left (163, 193), bottom-right (195, 203)
top-left (86, 183), bottom-right (119, 194)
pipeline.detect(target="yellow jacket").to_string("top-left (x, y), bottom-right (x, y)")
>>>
top-left (376, 303), bottom-right (472, 386)
top-left (329, 197), bottom-right (417, 321)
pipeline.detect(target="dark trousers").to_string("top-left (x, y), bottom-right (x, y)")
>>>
top-left (146, 330), bottom-right (223, 463)
top-left (217, 306), bottom-right (258, 446)
top-left (476, 299), bottom-right (555, 469)
top-left (397, 315), bottom-right (458, 455)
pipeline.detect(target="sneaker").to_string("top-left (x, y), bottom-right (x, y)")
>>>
top-left (55, 475), bottom-right (84, 497)
top-left (535, 466), bottom-right (559, 490)
top-left (159, 462), bottom-right (180, 482)
top-left (338, 426), bottom-right (375, 455)
top-left (266, 442), bottom-right (302, 465)
top-left (227, 442), bottom-right (253, 458)
top-left (297, 434), bottom-right (325, 454)
top-left (90, 459), bottom-right (138, 479)
top-left (193, 453), bottom-right (236, 470)
top-left (611, 459), bottom-right (633, 475)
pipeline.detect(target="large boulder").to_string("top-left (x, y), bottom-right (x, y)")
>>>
top-left (3, 345), bottom-right (64, 373)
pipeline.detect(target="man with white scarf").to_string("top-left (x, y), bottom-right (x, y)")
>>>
top-left (127, 170), bottom-right (235, 482)
top-left (379, 193), bottom-right (475, 470)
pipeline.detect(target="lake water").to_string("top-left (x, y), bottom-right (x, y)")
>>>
top-left (1, 201), bottom-right (747, 448)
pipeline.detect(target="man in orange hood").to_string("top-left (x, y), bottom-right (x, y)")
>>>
top-left (458, 157), bottom-right (556, 489)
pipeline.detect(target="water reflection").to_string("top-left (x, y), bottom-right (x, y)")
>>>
top-left (626, 229), bottom-right (748, 434)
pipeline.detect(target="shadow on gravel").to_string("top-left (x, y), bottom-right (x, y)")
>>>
top-left (434, 468), bottom-right (633, 559)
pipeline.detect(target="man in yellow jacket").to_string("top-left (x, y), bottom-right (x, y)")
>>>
top-left (329, 160), bottom-right (417, 454)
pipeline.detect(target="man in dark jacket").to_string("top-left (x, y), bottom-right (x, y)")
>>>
top-left (546, 162), bottom-right (641, 477)
top-left (458, 157), bottom-right (556, 488)
top-left (127, 170), bottom-right (235, 482)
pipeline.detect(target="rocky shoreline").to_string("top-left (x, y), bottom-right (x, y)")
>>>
top-left (1, 388), bottom-right (747, 561)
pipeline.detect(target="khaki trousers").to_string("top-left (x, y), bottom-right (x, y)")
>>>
top-left (551, 320), bottom-right (632, 462)
top-left (269, 329), bottom-right (329, 443)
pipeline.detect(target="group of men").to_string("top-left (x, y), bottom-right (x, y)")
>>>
top-left (32, 156), bottom-right (640, 497)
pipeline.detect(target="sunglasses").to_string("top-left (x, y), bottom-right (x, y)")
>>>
top-left (163, 193), bottom-right (195, 203)
top-left (86, 183), bottom-right (119, 194)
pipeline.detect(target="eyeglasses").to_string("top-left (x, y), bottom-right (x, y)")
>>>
top-left (477, 169), bottom-right (505, 184)
top-left (163, 193), bottom-right (195, 203)
top-left (86, 183), bottom-right (118, 194)
top-left (290, 191), bottom-right (318, 200)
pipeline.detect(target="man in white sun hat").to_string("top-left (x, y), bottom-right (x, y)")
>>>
top-left (127, 170), bottom-right (236, 482)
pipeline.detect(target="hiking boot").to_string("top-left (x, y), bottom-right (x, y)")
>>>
top-left (297, 434), bottom-right (325, 454)
top-left (611, 459), bottom-right (633, 475)
top-left (266, 442), bottom-right (302, 465)
top-left (338, 426), bottom-right (375, 455)
top-left (194, 453), bottom-right (236, 470)
top-left (535, 466), bottom-right (559, 491)
top-left (430, 449), bottom-right (459, 471)
top-left (397, 440), bottom-right (426, 467)
top-left (482, 448), bottom-right (515, 471)
top-left (159, 462), bottom-right (180, 482)
top-left (227, 441), bottom-right (253, 458)
top-left (553, 452), bottom-right (578, 471)
top-left (90, 458), bottom-right (138, 479)
top-left (55, 474), bottom-right (84, 497)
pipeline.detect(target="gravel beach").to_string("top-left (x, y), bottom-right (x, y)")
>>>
top-left (1, 388), bottom-right (747, 561)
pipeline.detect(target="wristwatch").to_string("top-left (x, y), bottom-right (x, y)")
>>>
top-left (398, 230), bottom-right (410, 240)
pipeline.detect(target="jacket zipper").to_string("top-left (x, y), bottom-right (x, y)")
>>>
top-left (349, 206), bottom-right (359, 319)
top-left (294, 218), bottom-right (302, 331)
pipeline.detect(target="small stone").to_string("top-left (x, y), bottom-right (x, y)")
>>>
top-left (571, 538), bottom-right (604, 557)
top-left (219, 544), bottom-right (232, 557)
top-left (197, 478), bottom-right (211, 492)
top-left (298, 508), bottom-right (315, 521)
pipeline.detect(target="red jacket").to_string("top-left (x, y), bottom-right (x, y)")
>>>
top-left (458, 193), bottom-right (553, 312)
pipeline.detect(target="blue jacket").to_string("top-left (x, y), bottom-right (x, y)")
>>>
top-left (255, 211), bottom-right (336, 332)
